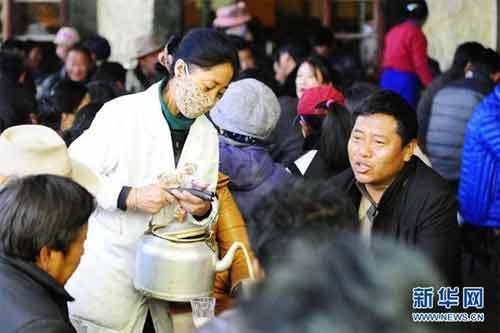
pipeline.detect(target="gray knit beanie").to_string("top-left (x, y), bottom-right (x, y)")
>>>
top-left (210, 79), bottom-right (281, 141)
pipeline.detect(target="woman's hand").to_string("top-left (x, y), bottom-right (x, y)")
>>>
top-left (126, 184), bottom-right (177, 214)
top-left (169, 189), bottom-right (211, 217)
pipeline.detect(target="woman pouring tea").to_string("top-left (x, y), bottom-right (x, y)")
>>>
top-left (65, 28), bottom-right (249, 333)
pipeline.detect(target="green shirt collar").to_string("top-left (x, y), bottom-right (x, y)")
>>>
top-left (159, 78), bottom-right (194, 130)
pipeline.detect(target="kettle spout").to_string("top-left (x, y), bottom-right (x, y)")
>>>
top-left (215, 242), bottom-right (241, 272)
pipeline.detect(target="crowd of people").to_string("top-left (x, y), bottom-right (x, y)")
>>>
top-left (0, 0), bottom-right (499, 332)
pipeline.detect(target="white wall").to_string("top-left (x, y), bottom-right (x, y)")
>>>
top-left (97, 0), bottom-right (155, 66)
top-left (424, 0), bottom-right (498, 70)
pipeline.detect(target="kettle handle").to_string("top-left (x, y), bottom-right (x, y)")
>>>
top-left (215, 242), bottom-right (256, 280)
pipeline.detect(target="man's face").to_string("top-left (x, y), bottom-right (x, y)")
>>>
top-left (65, 50), bottom-right (90, 82)
top-left (28, 46), bottom-right (43, 69)
top-left (348, 114), bottom-right (415, 189)
top-left (42, 224), bottom-right (88, 285)
top-left (238, 48), bottom-right (256, 71)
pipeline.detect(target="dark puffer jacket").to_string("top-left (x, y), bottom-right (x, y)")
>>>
top-left (0, 254), bottom-right (76, 332)
top-left (426, 74), bottom-right (493, 180)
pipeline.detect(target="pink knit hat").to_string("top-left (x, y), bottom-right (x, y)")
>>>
top-left (213, 2), bottom-right (251, 28)
top-left (54, 27), bottom-right (80, 46)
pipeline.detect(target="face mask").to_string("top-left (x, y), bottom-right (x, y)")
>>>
top-left (173, 64), bottom-right (215, 119)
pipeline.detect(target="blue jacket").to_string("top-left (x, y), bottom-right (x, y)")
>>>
top-left (219, 139), bottom-right (297, 221)
top-left (459, 85), bottom-right (500, 227)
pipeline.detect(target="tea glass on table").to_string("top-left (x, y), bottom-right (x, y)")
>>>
top-left (190, 297), bottom-right (216, 328)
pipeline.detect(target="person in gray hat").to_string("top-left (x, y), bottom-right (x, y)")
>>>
top-left (125, 35), bottom-right (163, 93)
top-left (210, 78), bottom-right (297, 221)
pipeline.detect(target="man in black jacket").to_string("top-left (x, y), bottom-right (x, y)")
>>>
top-left (0, 175), bottom-right (95, 332)
top-left (329, 90), bottom-right (460, 284)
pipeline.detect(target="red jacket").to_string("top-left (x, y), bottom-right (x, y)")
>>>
top-left (382, 21), bottom-right (432, 86)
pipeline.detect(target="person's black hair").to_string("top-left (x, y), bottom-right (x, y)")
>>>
top-left (0, 51), bottom-right (34, 130)
top-left (36, 97), bottom-right (62, 131)
top-left (487, 48), bottom-right (500, 74)
top-left (66, 43), bottom-right (93, 61)
top-left (87, 80), bottom-right (120, 105)
top-left (94, 61), bottom-right (126, 85)
top-left (447, 41), bottom-right (485, 80)
top-left (0, 50), bottom-right (27, 83)
top-left (51, 79), bottom-right (88, 115)
top-left (165, 28), bottom-right (239, 78)
top-left (236, 68), bottom-right (278, 94)
top-left (82, 35), bottom-right (111, 61)
top-left (278, 38), bottom-right (311, 65)
top-left (472, 48), bottom-right (500, 77)
top-left (302, 115), bottom-right (324, 151)
top-left (0, 175), bottom-right (95, 262)
top-left (1, 38), bottom-right (28, 57)
top-left (344, 81), bottom-right (380, 113)
top-left (64, 103), bottom-right (102, 146)
top-left (353, 90), bottom-right (418, 146)
top-left (450, 42), bottom-right (484, 72)
top-left (240, 233), bottom-right (443, 333)
top-left (318, 101), bottom-right (352, 171)
top-left (247, 180), bottom-right (357, 272)
top-left (227, 35), bottom-right (253, 52)
top-left (24, 40), bottom-right (41, 53)
top-left (0, 76), bottom-right (33, 134)
top-left (299, 54), bottom-right (334, 85)
top-left (309, 26), bottom-right (334, 47)
top-left (403, 0), bottom-right (429, 22)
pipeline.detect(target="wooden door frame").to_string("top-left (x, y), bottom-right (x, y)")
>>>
top-left (2, 0), bottom-right (68, 40)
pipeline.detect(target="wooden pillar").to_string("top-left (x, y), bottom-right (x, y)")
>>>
top-left (3, 0), bottom-right (13, 40)
top-left (373, 0), bottom-right (384, 67)
top-left (321, 0), bottom-right (331, 28)
top-left (59, 0), bottom-right (69, 26)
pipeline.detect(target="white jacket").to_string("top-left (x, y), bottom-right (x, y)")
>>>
top-left (66, 82), bottom-right (219, 332)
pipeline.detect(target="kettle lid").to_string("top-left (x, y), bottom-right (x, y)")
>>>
top-left (153, 222), bottom-right (209, 241)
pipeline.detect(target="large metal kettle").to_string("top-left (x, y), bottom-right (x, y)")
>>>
top-left (133, 221), bottom-right (252, 302)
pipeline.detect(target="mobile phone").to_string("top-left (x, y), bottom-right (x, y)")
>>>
top-left (164, 187), bottom-right (215, 201)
